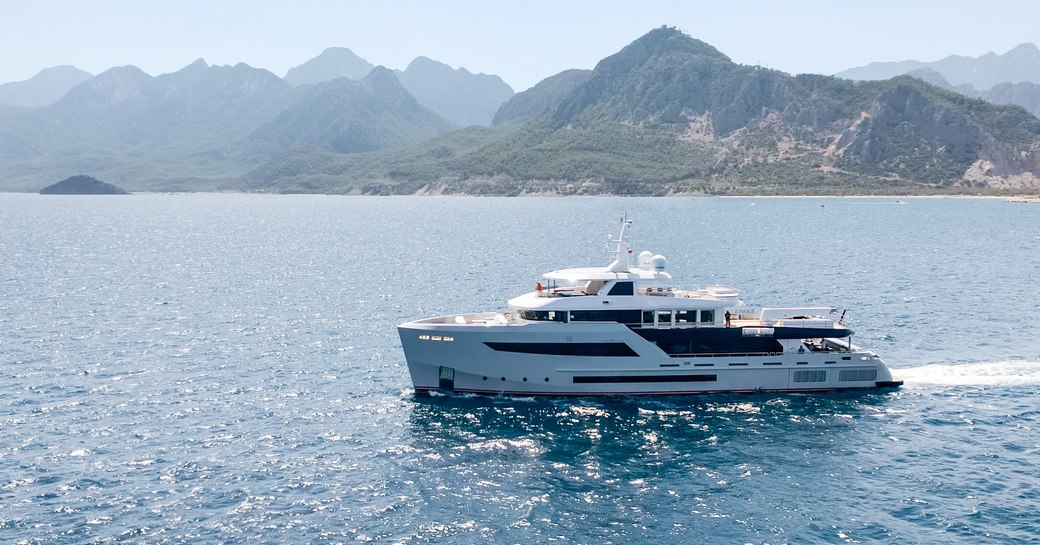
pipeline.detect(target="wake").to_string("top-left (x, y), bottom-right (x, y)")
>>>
top-left (897, 359), bottom-right (1040, 387)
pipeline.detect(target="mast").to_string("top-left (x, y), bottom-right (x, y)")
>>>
top-left (606, 216), bottom-right (633, 273)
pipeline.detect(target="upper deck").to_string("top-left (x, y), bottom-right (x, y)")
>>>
top-left (402, 217), bottom-right (849, 336)
top-left (402, 307), bottom-right (852, 341)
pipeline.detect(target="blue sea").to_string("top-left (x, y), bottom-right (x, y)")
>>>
top-left (2, 194), bottom-right (1039, 544)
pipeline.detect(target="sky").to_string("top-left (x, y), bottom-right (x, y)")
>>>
top-left (1, 0), bottom-right (1038, 91)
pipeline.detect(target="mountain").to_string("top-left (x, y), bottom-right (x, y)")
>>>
top-left (904, 68), bottom-right (1040, 119)
top-left (0, 65), bottom-right (154, 164)
top-left (985, 81), bottom-right (1040, 119)
top-left (903, 68), bottom-right (959, 92)
top-left (493, 69), bottom-right (591, 125)
top-left (0, 60), bottom-right (296, 191)
top-left (837, 43), bottom-right (1040, 89)
top-left (0, 59), bottom-right (458, 192)
top-left (283, 47), bottom-right (374, 86)
top-left (395, 56), bottom-right (514, 127)
top-left (0, 66), bottom-right (93, 108)
top-left (283, 49), bottom-right (513, 126)
top-left (251, 66), bottom-right (454, 154)
top-left (242, 27), bottom-right (1040, 195)
top-left (13, 60), bottom-right (294, 147)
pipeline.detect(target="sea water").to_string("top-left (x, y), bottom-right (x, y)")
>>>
top-left (1, 194), bottom-right (1038, 544)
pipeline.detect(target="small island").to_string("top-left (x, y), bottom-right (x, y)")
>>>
top-left (39, 175), bottom-right (129, 195)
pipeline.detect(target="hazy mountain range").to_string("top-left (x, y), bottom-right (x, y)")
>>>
top-left (3, 28), bottom-right (1040, 194)
top-left (903, 68), bottom-right (1040, 119)
top-left (281, 48), bottom-right (514, 127)
top-left (0, 49), bottom-right (512, 191)
top-left (837, 43), bottom-right (1040, 121)
top-left (0, 65), bottom-right (93, 108)
top-left (837, 43), bottom-right (1040, 89)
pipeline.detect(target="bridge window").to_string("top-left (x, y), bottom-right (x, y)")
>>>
top-left (607, 282), bottom-right (634, 295)
top-left (519, 309), bottom-right (568, 322)
top-left (656, 310), bottom-right (672, 327)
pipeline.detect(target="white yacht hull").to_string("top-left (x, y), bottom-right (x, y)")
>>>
top-left (398, 317), bottom-right (901, 396)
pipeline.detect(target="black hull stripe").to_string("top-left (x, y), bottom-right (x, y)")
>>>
top-left (414, 385), bottom-right (900, 396)
top-left (484, 342), bottom-right (638, 357)
top-left (573, 374), bottom-right (717, 384)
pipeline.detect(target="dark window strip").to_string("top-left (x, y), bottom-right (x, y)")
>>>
top-left (672, 352), bottom-right (783, 358)
top-left (484, 342), bottom-right (638, 357)
top-left (573, 374), bottom-right (717, 384)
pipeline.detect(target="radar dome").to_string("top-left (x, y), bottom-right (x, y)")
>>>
top-left (650, 254), bottom-right (667, 272)
top-left (637, 251), bottom-right (654, 269)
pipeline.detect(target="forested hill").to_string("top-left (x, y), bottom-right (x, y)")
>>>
top-left (242, 27), bottom-right (1040, 195)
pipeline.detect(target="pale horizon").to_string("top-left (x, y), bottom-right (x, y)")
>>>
top-left (2, 0), bottom-right (1039, 91)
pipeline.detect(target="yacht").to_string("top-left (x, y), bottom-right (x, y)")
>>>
top-left (398, 219), bottom-right (902, 396)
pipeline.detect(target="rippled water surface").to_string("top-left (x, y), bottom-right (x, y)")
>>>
top-left (2, 195), bottom-right (1039, 544)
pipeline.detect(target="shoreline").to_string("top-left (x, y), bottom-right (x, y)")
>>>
top-left (4, 185), bottom-right (1040, 200)
top-left (4, 191), bottom-right (1037, 200)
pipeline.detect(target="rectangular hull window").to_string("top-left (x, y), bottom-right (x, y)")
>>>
top-left (793, 370), bottom-right (827, 383)
top-left (839, 369), bottom-right (878, 382)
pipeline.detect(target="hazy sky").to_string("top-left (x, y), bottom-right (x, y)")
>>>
top-left (2, 0), bottom-right (1038, 91)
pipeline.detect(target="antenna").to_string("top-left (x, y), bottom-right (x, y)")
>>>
top-left (605, 215), bottom-right (633, 272)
